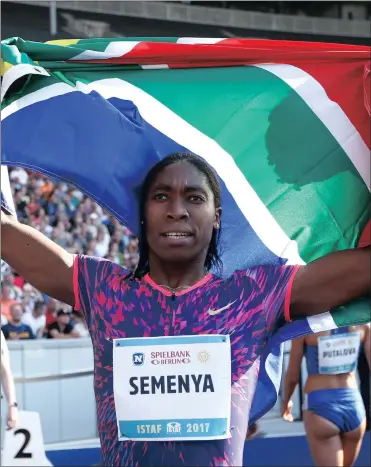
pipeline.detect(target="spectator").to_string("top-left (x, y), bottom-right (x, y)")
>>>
top-left (42, 191), bottom-right (59, 221)
top-left (71, 310), bottom-right (89, 337)
top-left (1, 285), bottom-right (18, 322)
top-left (95, 225), bottom-right (110, 257)
top-left (2, 272), bottom-right (23, 301)
top-left (9, 166), bottom-right (29, 186)
top-left (22, 283), bottom-right (43, 314)
top-left (123, 238), bottom-right (140, 270)
top-left (86, 212), bottom-right (99, 239)
top-left (1, 314), bottom-right (8, 326)
top-left (2, 303), bottom-right (35, 340)
top-left (22, 300), bottom-right (47, 338)
top-left (46, 309), bottom-right (79, 339)
top-left (13, 187), bottom-right (30, 221)
top-left (45, 297), bottom-right (59, 327)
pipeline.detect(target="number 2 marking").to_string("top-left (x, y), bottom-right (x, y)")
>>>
top-left (14, 428), bottom-right (32, 459)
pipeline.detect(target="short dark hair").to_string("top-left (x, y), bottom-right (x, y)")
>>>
top-left (57, 309), bottom-right (70, 317)
top-left (133, 152), bottom-right (223, 278)
top-left (34, 300), bottom-right (45, 311)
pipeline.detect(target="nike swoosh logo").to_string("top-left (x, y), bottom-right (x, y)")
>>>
top-left (207, 300), bottom-right (237, 316)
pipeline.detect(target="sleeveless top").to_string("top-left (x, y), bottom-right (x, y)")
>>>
top-left (304, 326), bottom-right (360, 375)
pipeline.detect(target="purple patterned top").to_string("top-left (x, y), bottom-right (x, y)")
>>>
top-left (74, 255), bottom-right (299, 466)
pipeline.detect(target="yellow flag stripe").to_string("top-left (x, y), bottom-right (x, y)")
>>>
top-left (1, 60), bottom-right (13, 77)
top-left (45, 39), bottom-right (80, 46)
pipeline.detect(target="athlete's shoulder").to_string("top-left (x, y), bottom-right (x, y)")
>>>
top-left (229, 264), bottom-right (278, 285)
top-left (75, 254), bottom-right (132, 282)
top-left (221, 263), bottom-right (296, 295)
top-left (214, 265), bottom-right (272, 292)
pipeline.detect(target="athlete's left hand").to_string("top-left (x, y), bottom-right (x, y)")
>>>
top-left (281, 400), bottom-right (294, 422)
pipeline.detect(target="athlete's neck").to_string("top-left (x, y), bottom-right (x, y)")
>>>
top-left (148, 257), bottom-right (207, 290)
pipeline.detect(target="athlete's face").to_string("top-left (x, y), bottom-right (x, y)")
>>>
top-left (145, 162), bottom-right (221, 265)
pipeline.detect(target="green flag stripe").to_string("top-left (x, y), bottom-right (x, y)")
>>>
top-left (331, 298), bottom-right (370, 328)
top-left (308, 297), bottom-right (370, 332)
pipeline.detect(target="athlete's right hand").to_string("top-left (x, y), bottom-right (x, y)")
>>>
top-left (281, 400), bottom-right (294, 422)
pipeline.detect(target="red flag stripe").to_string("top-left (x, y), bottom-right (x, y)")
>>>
top-left (68, 39), bottom-right (370, 149)
top-left (358, 220), bottom-right (371, 247)
top-left (70, 40), bottom-right (370, 64)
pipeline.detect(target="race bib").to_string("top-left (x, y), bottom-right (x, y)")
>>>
top-left (113, 334), bottom-right (231, 441)
top-left (318, 332), bottom-right (360, 375)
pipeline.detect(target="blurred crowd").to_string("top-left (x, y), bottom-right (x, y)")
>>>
top-left (1, 167), bottom-right (140, 340)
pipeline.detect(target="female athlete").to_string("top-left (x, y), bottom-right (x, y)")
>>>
top-left (1, 152), bottom-right (370, 467)
top-left (281, 325), bottom-right (370, 467)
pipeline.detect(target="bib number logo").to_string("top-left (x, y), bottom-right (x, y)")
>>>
top-left (166, 422), bottom-right (181, 434)
top-left (132, 353), bottom-right (144, 366)
top-left (165, 422), bottom-right (211, 434)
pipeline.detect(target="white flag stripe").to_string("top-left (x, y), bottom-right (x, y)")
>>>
top-left (1, 83), bottom-right (76, 121)
top-left (71, 41), bottom-right (139, 61)
top-left (307, 312), bottom-right (337, 333)
top-left (141, 64), bottom-right (169, 70)
top-left (176, 38), bottom-right (225, 44)
top-left (1, 63), bottom-right (49, 103)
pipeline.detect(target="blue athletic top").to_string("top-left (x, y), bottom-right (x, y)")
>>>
top-left (304, 326), bottom-right (357, 375)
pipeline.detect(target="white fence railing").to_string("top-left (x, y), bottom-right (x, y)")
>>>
top-left (2, 338), bottom-right (96, 444)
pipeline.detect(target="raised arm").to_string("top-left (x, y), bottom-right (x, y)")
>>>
top-left (290, 247), bottom-right (370, 318)
top-left (281, 337), bottom-right (304, 422)
top-left (1, 212), bottom-right (75, 306)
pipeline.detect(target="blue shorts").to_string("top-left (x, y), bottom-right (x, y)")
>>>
top-left (303, 388), bottom-right (366, 433)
